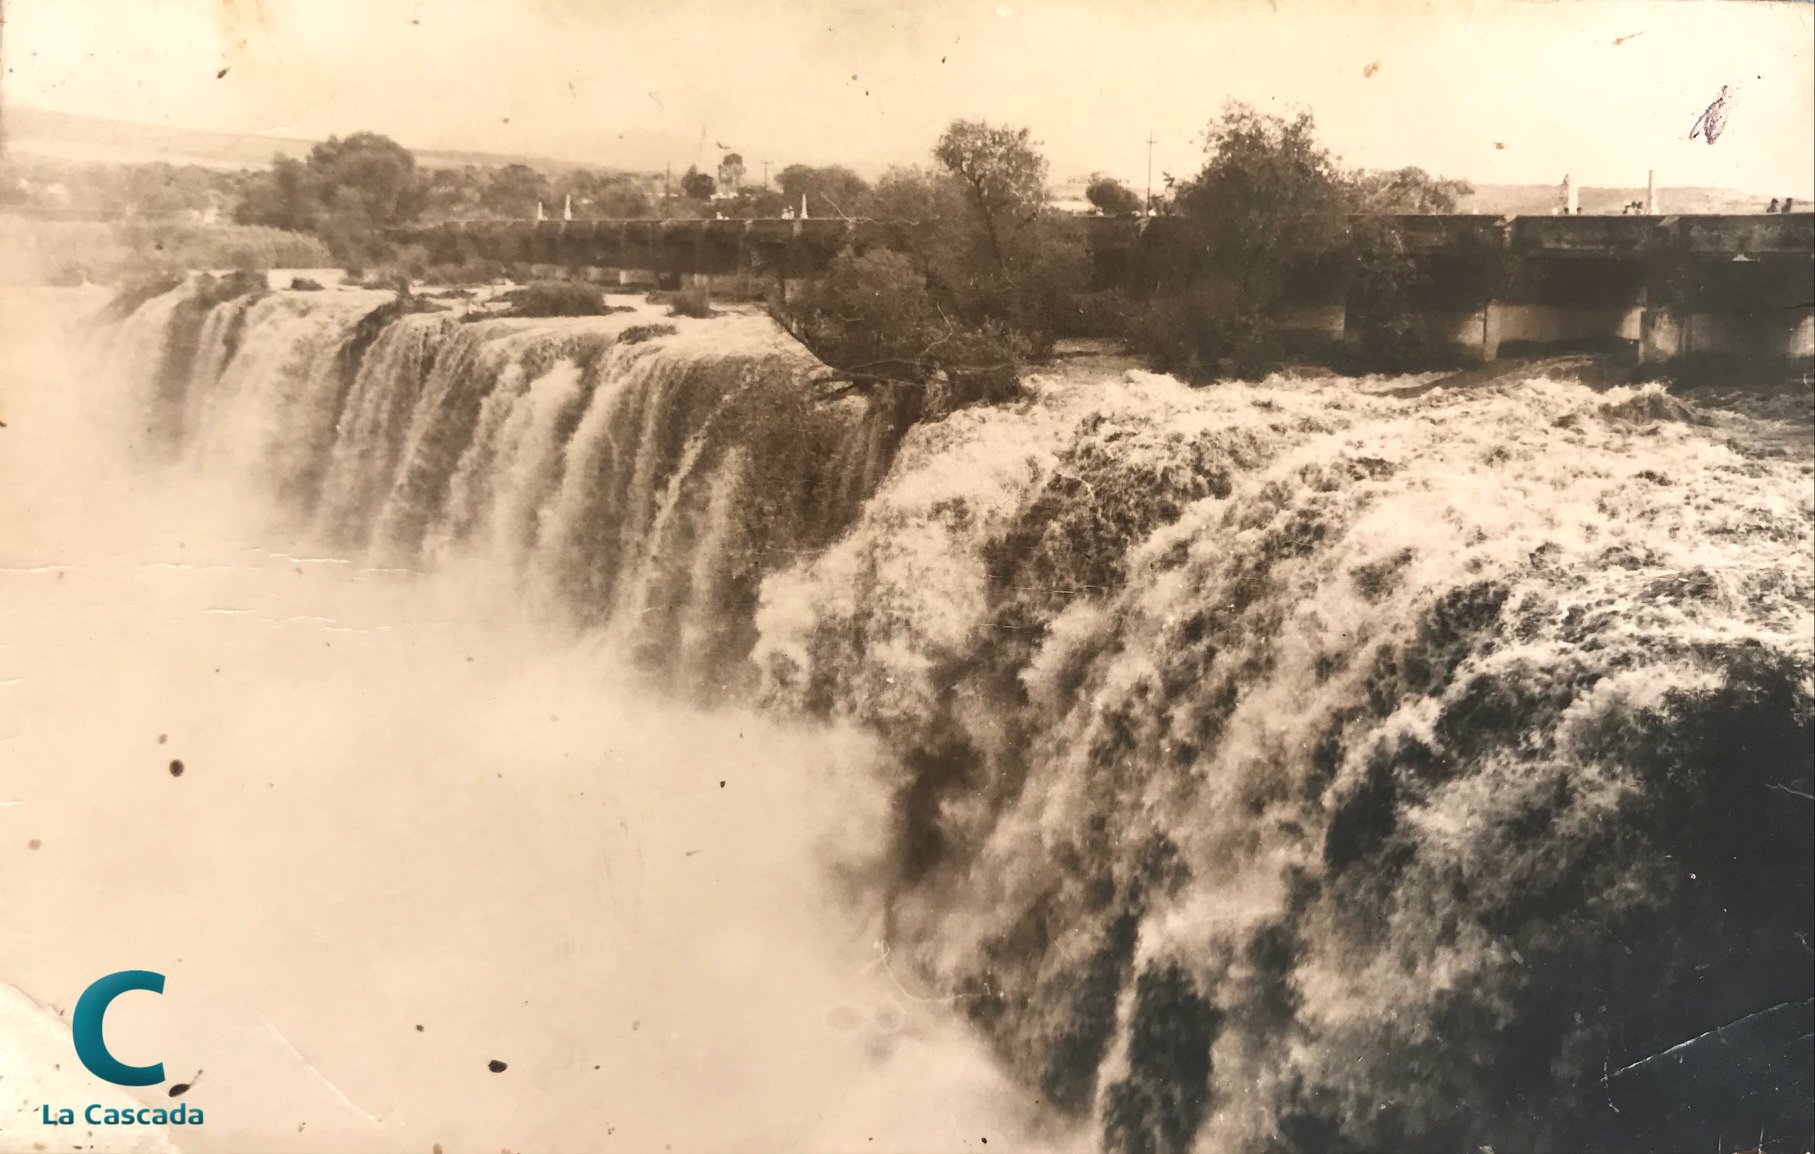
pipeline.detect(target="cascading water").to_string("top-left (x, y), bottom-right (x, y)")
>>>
top-left (111, 278), bottom-right (900, 697)
top-left (754, 364), bottom-right (1815, 1152)
top-left (7, 282), bottom-right (1049, 1154)
top-left (96, 278), bottom-right (1814, 1153)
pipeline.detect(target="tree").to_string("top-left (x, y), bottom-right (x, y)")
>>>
top-left (717, 152), bottom-right (746, 193)
top-left (479, 164), bottom-right (551, 218)
top-left (774, 164), bottom-right (869, 218)
top-left (421, 165), bottom-right (488, 220)
top-left (1172, 104), bottom-right (1347, 300)
top-left (588, 175), bottom-right (654, 218)
top-left (855, 167), bottom-right (975, 287)
top-left (680, 166), bottom-right (717, 201)
top-left (235, 131), bottom-right (422, 263)
top-left (550, 170), bottom-right (654, 219)
top-left (773, 248), bottom-right (1026, 411)
top-left (721, 186), bottom-right (786, 219)
top-left (302, 132), bottom-right (423, 227)
top-left (234, 154), bottom-right (317, 233)
top-left (1127, 103), bottom-right (1349, 379)
top-left (1085, 174), bottom-right (1142, 217)
top-left (933, 119), bottom-right (1049, 267)
top-left (1350, 166), bottom-right (1474, 214)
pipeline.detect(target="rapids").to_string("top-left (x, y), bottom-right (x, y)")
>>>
top-left (755, 359), bottom-right (1815, 1153)
top-left (20, 274), bottom-right (1815, 1153)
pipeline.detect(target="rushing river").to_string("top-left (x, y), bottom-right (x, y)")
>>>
top-left (3, 277), bottom-right (1811, 1153)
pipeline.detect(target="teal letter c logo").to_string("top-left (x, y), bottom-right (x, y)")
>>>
top-left (72, 970), bottom-right (165, 1086)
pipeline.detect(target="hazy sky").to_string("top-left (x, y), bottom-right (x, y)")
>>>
top-left (7, 0), bottom-right (1813, 193)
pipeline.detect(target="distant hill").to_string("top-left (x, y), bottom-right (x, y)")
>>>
top-left (5, 106), bottom-right (659, 177)
top-left (1462, 183), bottom-right (1783, 216)
top-left (10, 107), bottom-right (1792, 215)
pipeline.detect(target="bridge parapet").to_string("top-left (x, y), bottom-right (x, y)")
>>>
top-left (404, 212), bottom-right (1813, 268)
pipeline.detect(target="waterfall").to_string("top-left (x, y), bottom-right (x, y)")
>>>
top-left (753, 368), bottom-right (1815, 1152)
top-left (102, 279), bottom-right (1815, 1152)
top-left (109, 279), bottom-right (898, 696)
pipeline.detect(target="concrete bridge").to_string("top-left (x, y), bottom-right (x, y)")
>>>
top-left (401, 213), bottom-right (1814, 366)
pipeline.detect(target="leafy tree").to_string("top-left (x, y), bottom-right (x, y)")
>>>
top-left (1171, 103), bottom-right (1347, 302)
top-left (555, 170), bottom-right (653, 218)
top-left (680, 166), bottom-right (717, 201)
top-left (421, 166), bottom-right (488, 219)
top-left (235, 131), bottom-right (423, 263)
top-left (1085, 174), bottom-right (1143, 217)
top-left (774, 248), bottom-right (1025, 410)
top-left (1350, 166), bottom-right (1474, 214)
top-left (481, 163), bottom-right (552, 218)
top-left (592, 178), bottom-right (654, 218)
top-left (933, 119), bottom-right (1049, 267)
top-left (856, 148), bottom-right (1086, 356)
top-left (717, 152), bottom-right (746, 192)
top-left (776, 122), bottom-right (1085, 410)
top-left (774, 164), bottom-right (869, 218)
top-left (1123, 106), bottom-right (1475, 379)
top-left (233, 154), bottom-right (316, 233)
top-left (855, 167), bottom-right (977, 289)
top-left (1129, 103), bottom-right (1349, 378)
top-left (116, 163), bottom-right (225, 218)
top-left (720, 186), bottom-right (786, 219)
top-left (1343, 215), bottom-right (1430, 367)
top-left (305, 133), bottom-right (423, 226)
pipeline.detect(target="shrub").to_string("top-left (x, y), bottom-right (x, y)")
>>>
top-left (773, 247), bottom-right (1027, 412)
top-left (422, 259), bottom-right (507, 286)
top-left (1086, 174), bottom-right (1143, 217)
top-left (116, 219), bottom-right (331, 275)
top-left (498, 280), bottom-right (634, 318)
top-left (1132, 281), bottom-right (1282, 382)
top-left (193, 269), bottom-right (273, 307)
top-left (618, 322), bottom-right (677, 345)
top-left (290, 276), bottom-right (326, 291)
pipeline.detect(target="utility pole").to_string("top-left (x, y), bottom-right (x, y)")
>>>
top-left (761, 159), bottom-right (771, 188)
top-left (1145, 132), bottom-right (1156, 215)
